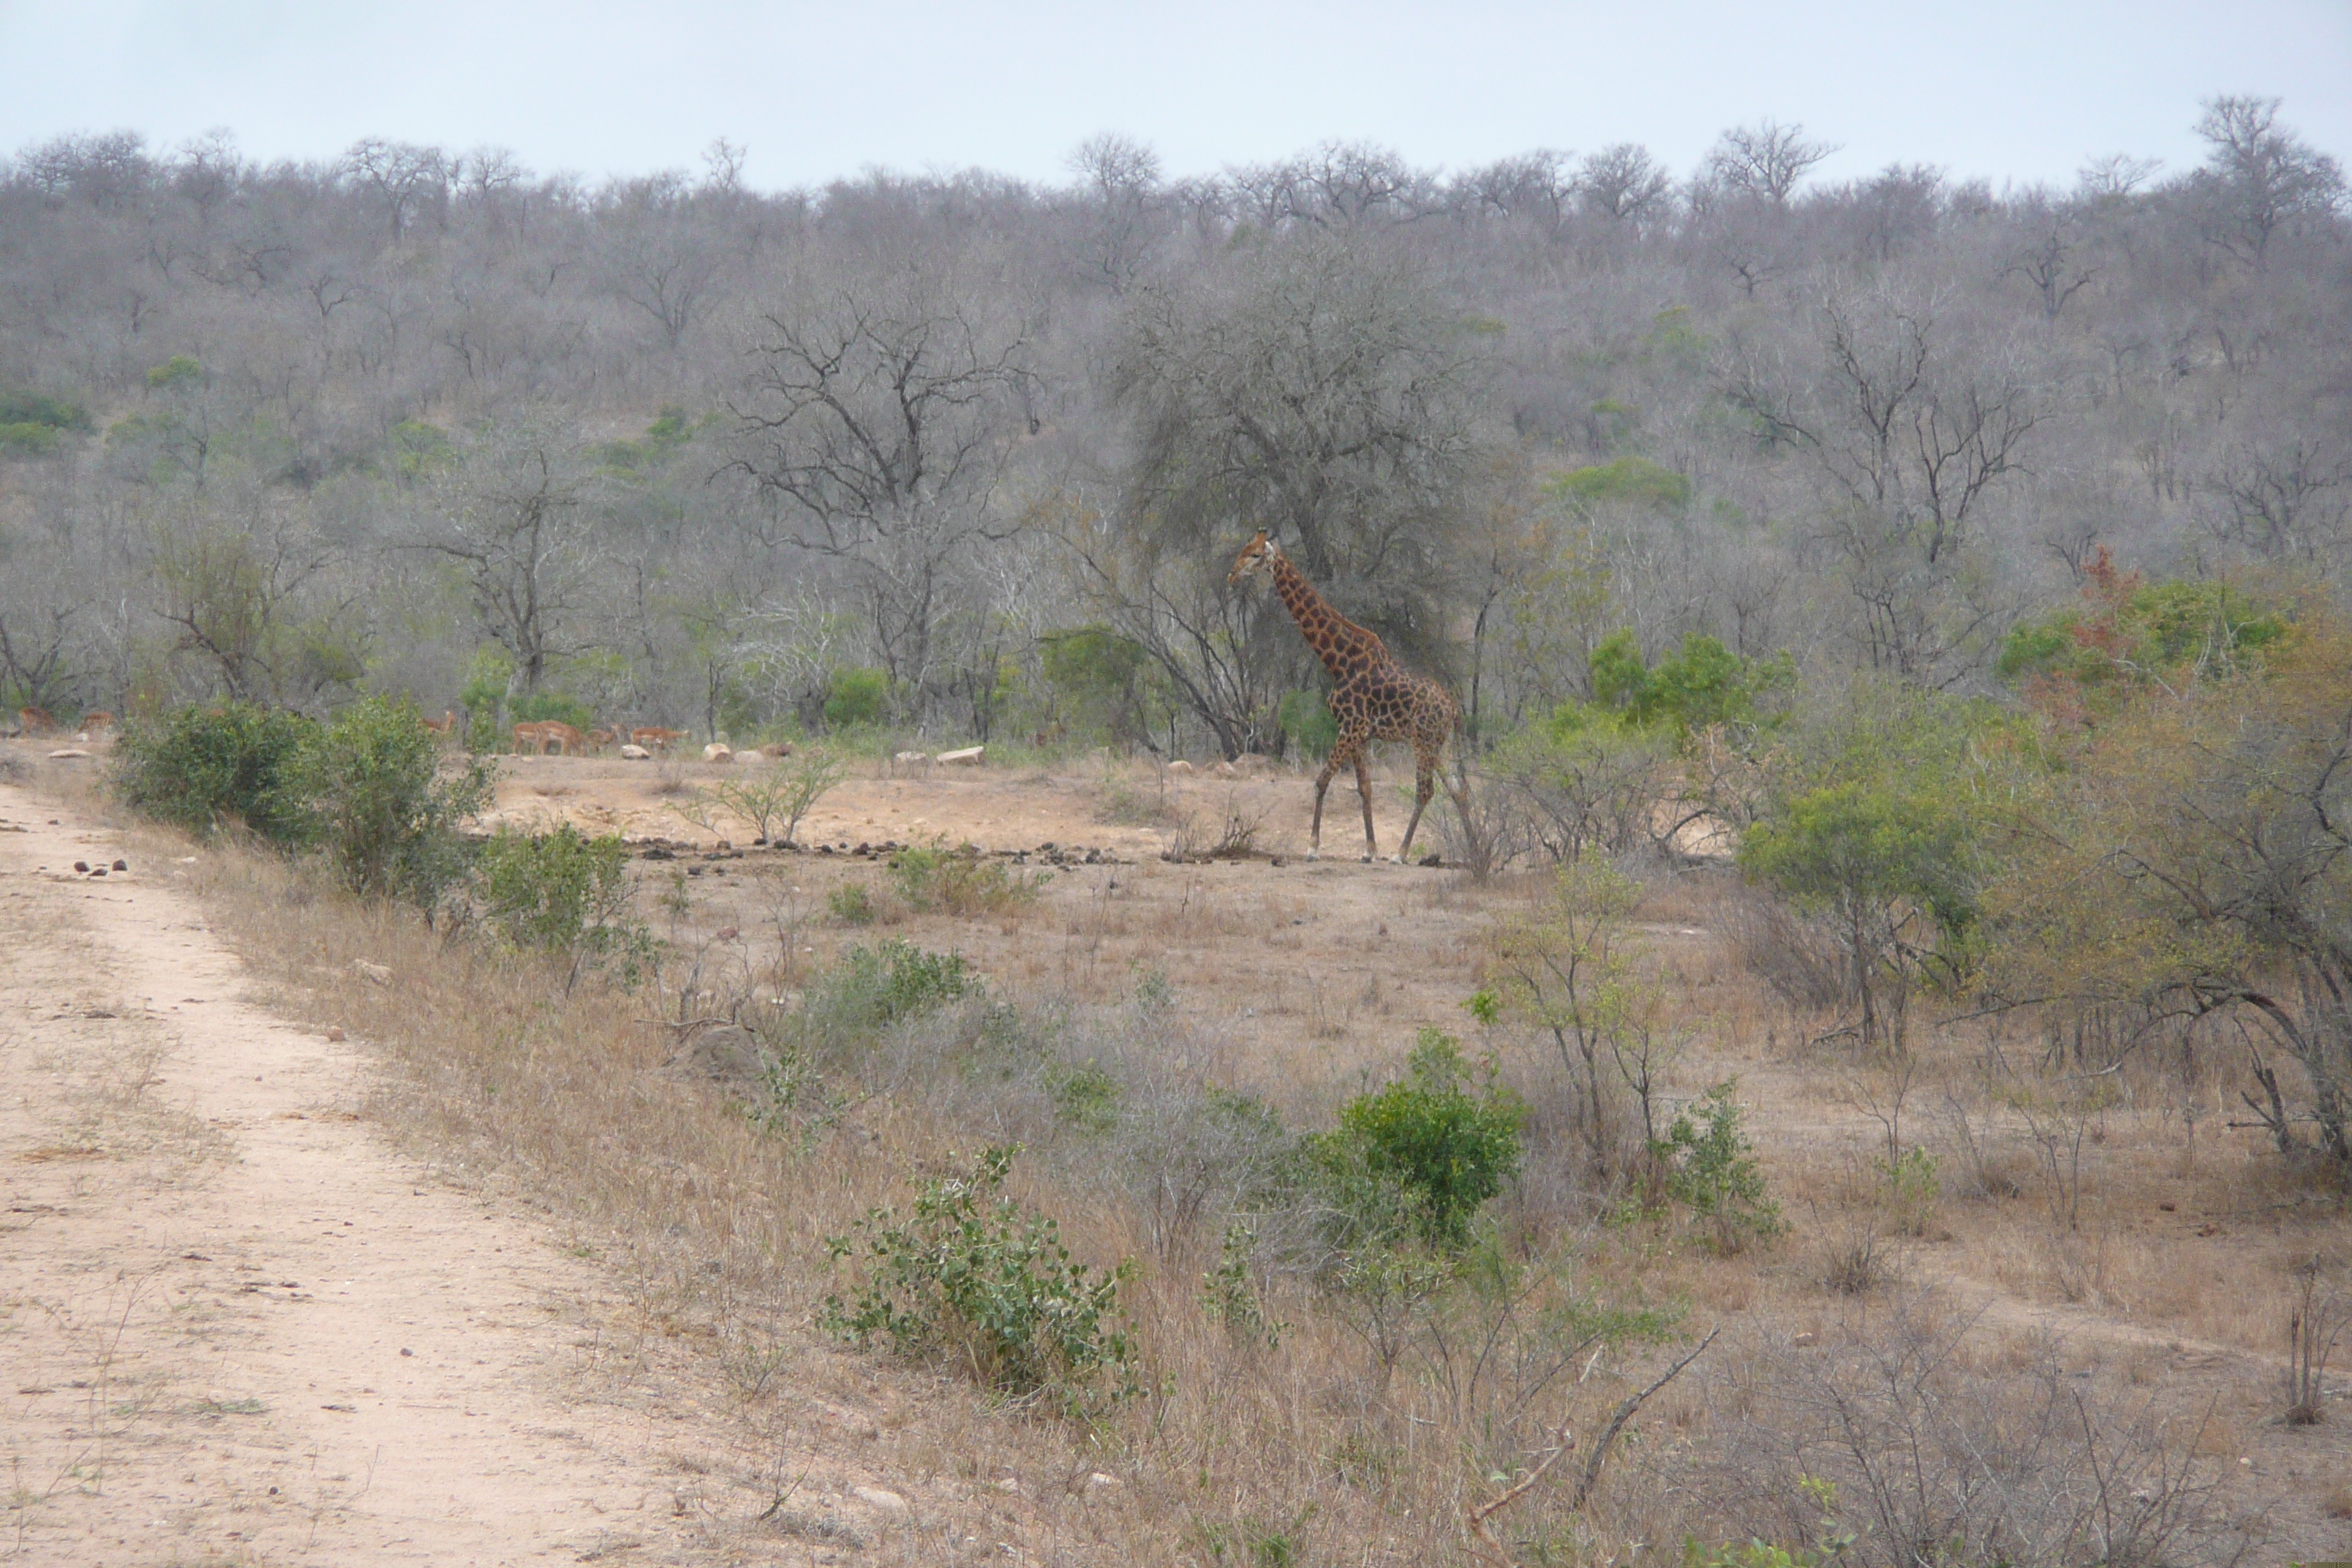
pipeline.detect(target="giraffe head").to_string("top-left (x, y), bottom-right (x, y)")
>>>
top-left (1228, 529), bottom-right (1283, 586)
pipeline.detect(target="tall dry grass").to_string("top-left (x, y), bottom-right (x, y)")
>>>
top-left (126, 789), bottom-right (2304, 1564)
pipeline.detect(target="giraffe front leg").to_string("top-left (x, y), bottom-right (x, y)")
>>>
top-left (1354, 751), bottom-right (1378, 862)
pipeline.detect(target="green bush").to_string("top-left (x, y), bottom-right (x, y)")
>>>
top-left (821, 1145), bottom-right (1140, 1412)
top-left (296, 696), bottom-right (494, 905)
top-left (1313, 1030), bottom-right (1525, 1248)
top-left (814, 940), bottom-right (978, 1030)
top-left (1277, 688), bottom-right (1338, 758)
top-left (826, 883), bottom-right (878, 925)
top-left (823, 666), bottom-right (891, 730)
top-left (0, 390), bottom-right (94, 431)
top-left (1646, 1081), bottom-right (1784, 1254)
top-left (473, 823), bottom-right (655, 987)
top-left (0, 422), bottom-right (60, 457)
top-left (509, 690), bottom-right (595, 729)
top-left (889, 839), bottom-right (1044, 916)
top-left (113, 701), bottom-right (316, 844)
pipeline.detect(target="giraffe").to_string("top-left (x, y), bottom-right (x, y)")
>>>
top-left (1229, 529), bottom-right (1465, 863)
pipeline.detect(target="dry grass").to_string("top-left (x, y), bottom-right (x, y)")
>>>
top-left (57, 739), bottom-right (2332, 1564)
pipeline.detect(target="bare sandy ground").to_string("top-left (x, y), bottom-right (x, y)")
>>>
top-left (0, 782), bottom-right (747, 1564)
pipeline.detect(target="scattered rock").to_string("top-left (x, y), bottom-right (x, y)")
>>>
top-left (758, 740), bottom-right (794, 758)
top-left (1211, 761), bottom-right (1237, 777)
top-left (938, 745), bottom-right (984, 766)
top-left (894, 751), bottom-right (929, 765)
top-left (325, 1026), bottom-right (345, 1042)
top-left (619, 743), bottom-right (652, 760)
top-left (45, 747), bottom-right (94, 760)
top-left (353, 960), bottom-right (392, 986)
top-left (1086, 1471), bottom-right (1124, 1491)
top-left (112, 859), bottom-right (127, 871)
top-left (1165, 759), bottom-right (1193, 774)
top-left (852, 1485), bottom-right (910, 1515)
top-left (702, 742), bottom-right (734, 764)
top-left (72, 861), bottom-right (88, 872)
top-left (1793, 1331), bottom-right (1820, 1348)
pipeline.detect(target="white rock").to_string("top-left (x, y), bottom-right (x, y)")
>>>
top-left (1086, 1471), bottom-right (1123, 1490)
top-left (702, 742), bottom-right (734, 763)
top-left (853, 1485), bottom-right (911, 1515)
top-left (45, 747), bottom-right (94, 760)
top-left (1165, 759), bottom-right (1193, 774)
top-left (619, 744), bottom-right (652, 759)
top-left (353, 960), bottom-right (392, 986)
top-left (894, 751), bottom-right (929, 764)
top-left (937, 745), bottom-right (984, 765)
top-left (1211, 761), bottom-right (1237, 777)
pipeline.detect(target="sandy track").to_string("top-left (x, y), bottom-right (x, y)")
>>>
top-left (0, 783), bottom-right (728, 1564)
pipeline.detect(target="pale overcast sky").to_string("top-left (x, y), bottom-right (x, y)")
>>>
top-left (2, 0), bottom-right (2347, 195)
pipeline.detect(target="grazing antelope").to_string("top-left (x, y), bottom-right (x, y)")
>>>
top-left (538, 720), bottom-right (587, 755)
top-left (587, 728), bottom-right (615, 753)
top-left (18, 706), bottom-right (56, 734)
top-left (76, 710), bottom-right (114, 734)
top-left (419, 709), bottom-right (458, 735)
top-left (629, 726), bottom-right (687, 753)
top-left (512, 720), bottom-right (554, 754)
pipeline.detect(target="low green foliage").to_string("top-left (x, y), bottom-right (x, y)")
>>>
top-left (1276, 688), bottom-right (1338, 758)
top-left (1996, 555), bottom-right (2286, 706)
top-left (1644, 1081), bottom-right (1784, 1254)
top-left (473, 823), bottom-right (655, 987)
top-left (1550, 454), bottom-right (1692, 515)
top-left (1877, 1146), bottom-right (1940, 1238)
top-left (822, 1145), bottom-right (1140, 1412)
top-left (296, 696), bottom-right (494, 905)
top-left (1047, 1060), bottom-right (1121, 1135)
top-left (889, 838), bottom-right (1044, 916)
top-left (0, 389), bottom-right (93, 432)
top-left (826, 883), bottom-right (878, 925)
top-left (823, 666), bottom-right (891, 729)
top-left (818, 940), bottom-right (979, 1029)
top-left (113, 701), bottom-right (314, 843)
top-left (1583, 629), bottom-right (1792, 736)
top-left (1313, 1030), bottom-right (1526, 1248)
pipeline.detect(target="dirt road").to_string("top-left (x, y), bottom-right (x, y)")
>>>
top-left (0, 781), bottom-right (736, 1564)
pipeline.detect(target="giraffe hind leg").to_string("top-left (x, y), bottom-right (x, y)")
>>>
top-left (1355, 750), bottom-right (1377, 862)
top-left (1396, 744), bottom-right (1439, 862)
top-left (1308, 740), bottom-right (1352, 860)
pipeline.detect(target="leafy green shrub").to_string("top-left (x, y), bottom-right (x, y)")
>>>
top-left (1277, 688), bottom-right (1338, 759)
top-left (1202, 1221), bottom-right (1285, 1349)
top-left (814, 940), bottom-right (978, 1030)
top-left (1550, 454), bottom-right (1691, 515)
top-left (1047, 1060), bottom-right (1120, 1135)
top-left (1313, 1030), bottom-right (1525, 1248)
top-left (1646, 1081), bottom-right (1783, 1254)
top-left (1584, 630), bottom-right (1792, 736)
top-left (113, 701), bottom-right (316, 844)
top-left (822, 1145), bottom-right (1139, 1412)
top-left (0, 422), bottom-right (60, 458)
top-left (1877, 1146), bottom-right (1940, 1238)
top-left (1040, 626), bottom-right (1156, 744)
top-left (889, 839), bottom-right (1044, 916)
top-left (823, 666), bottom-right (891, 730)
top-left (509, 690), bottom-right (595, 729)
top-left (473, 823), bottom-right (655, 987)
top-left (826, 883), bottom-right (878, 925)
top-left (296, 696), bottom-right (494, 905)
top-left (0, 390), bottom-right (94, 432)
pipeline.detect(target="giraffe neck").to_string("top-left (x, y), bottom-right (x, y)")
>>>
top-left (1270, 551), bottom-right (1384, 680)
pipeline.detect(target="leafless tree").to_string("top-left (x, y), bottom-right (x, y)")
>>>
top-left (1576, 143), bottom-right (1671, 224)
top-left (1704, 120), bottom-right (1836, 206)
top-left (2190, 94), bottom-right (2345, 266)
top-left (733, 262), bottom-right (1032, 706)
top-left (339, 138), bottom-right (448, 244)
